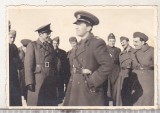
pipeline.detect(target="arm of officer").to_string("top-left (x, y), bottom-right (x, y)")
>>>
top-left (89, 39), bottom-right (113, 88)
top-left (24, 42), bottom-right (35, 87)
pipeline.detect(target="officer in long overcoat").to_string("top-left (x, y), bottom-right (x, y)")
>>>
top-left (116, 36), bottom-right (143, 106)
top-left (105, 33), bottom-right (121, 105)
top-left (63, 11), bottom-right (113, 106)
top-left (9, 30), bottom-right (22, 106)
top-left (24, 24), bottom-right (57, 106)
top-left (132, 32), bottom-right (154, 106)
top-left (18, 39), bottom-right (31, 100)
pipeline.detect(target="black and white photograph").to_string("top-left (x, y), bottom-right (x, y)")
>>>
top-left (7, 6), bottom-right (157, 109)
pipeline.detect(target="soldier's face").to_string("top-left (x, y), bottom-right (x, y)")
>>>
top-left (75, 22), bottom-right (91, 37)
top-left (40, 32), bottom-right (51, 42)
top-left (133, 37), bottom-right (144, 49)
top-left (52, 41), bottom-right (59, 49)
top-left (9, 34), bottom-right (16, 44)
top-left (70, 41), bottom-right (77, 48)
top-left (121, 40), bottom-right (129, 49)
top-left (108, 39), bottom-right (116, 47)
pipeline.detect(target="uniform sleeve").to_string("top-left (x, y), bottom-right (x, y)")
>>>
top-left (90, 39), bottom-right (113, 88)
top-left (114, 48), bottom-right (121, 64)
top-left (24, 43), bottom-right (35, 86)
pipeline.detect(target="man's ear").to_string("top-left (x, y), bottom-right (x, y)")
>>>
top-left (87, 25), bottom-right (92, 32)
top-left (142, 41), bottom-right (145, 45)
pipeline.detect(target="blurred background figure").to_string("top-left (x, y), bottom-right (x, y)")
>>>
top-left (65, 37), bottom-right (78, 93)
top-left (52, 37), bottom-right (70, 104)
top-left (18, 39), bottom-right (32, 101)
top-left (105, 33), bottom-right (121, 105)
top-left (67, 36), bottom-right (78, 67)
top-left (9, 30), bottom-right (22, 106)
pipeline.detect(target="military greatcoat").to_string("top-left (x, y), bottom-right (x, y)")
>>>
top-left (132, 43), bottom-right (154, 106)
top-left (24, 39), bottom-right (57, 106)
top-left (63, 33), bottom-right (113, 106)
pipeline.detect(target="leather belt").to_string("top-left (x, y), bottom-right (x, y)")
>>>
top-left (71, 67), bottom-right (91, 74)
top-left (36, 62), bottom-right (53, 68)
top-left (133, 65), bottom-right (154, 70)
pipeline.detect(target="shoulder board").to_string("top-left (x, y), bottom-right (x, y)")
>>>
top-left (94, 36), bottom-right (101, 40)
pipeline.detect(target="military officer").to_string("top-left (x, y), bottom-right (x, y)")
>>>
top-left (24, 24), bottom-right (57, 106)
top-left (132, 32), bottom-right (154, 106)
top-left (9, 30), bottom-right (22, 106)
top-left (63, 11), bottom-right (113, 106)
top-left (105, 33), bottom-right (121, 105)
top-left (52, 36), bottom-right (70, 104)
top-left (18, 39), bottom-right (32, 100)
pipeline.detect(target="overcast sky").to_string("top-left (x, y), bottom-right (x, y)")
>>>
top-left (7, 6), bottom-right (156, 51)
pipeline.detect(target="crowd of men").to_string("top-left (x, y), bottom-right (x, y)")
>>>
top-left (9, 10), bottom-right (154, 106)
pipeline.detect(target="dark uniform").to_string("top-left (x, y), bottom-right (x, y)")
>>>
top-left (18, 39), bottom-right (31, 100)
top-left (9, 30), bottom-right (22, 106)
top-left (24, 24), bottom-right (57, 106)
top-left (52, 37), bottom-right (69, 102)
top-left (132, 32), bottom-right (154, 106)
top-left (105, 33), bottom-right (121, 104)
top-left (64, 11), bottom-right (113, 106)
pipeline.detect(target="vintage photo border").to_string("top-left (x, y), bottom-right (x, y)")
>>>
top-left (5, 5), bottom-right (158, 110)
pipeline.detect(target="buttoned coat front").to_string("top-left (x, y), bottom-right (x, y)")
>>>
top-left (24, 39), bottom-right (57, 106)
top-left (64, 33), bottom-right (113, 106)
top-left (132, 44), bottom-right (154, 106)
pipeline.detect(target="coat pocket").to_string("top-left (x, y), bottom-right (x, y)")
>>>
top-left (34, 66), bottom-right (42, 74)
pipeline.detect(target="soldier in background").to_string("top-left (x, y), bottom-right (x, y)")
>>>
top-left (18, 39), bottom-right (31, 100)
top-left (52, 37), bottom-right (70, 103)
top-left (64, 11), bottom-right (113, 106)
top-left (116, 36), bottom-right (142, 106)
top-left (9, 30), bottom-right (22, 106)
top-left (25, 24), bottom-right (57, 106)
top-left (67, 37), bottom-right (78, 68)
top-left (106, 33), bottom-right (121, 105)
top-left (65, 37), bottom-right (78, 92)
top-left (132, 32), bottom-right (154, 106)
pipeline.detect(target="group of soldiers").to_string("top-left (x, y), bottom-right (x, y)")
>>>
top-left (9, 10), bottom-right (154, 106)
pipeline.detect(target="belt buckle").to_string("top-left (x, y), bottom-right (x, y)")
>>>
top-left (45, 62), bottom-right (49, 67)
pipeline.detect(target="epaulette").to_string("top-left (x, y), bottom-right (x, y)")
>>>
top-left (94, 36), bottom-right (101, 39)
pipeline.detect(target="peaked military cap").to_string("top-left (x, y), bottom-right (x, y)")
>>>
top-left (52, 36), bottom-right (60, 43)
top-left (21, 39), bottom-right (32, 47)
top-left (69, 37), bottom-right (77, 43)
top-left (133, 32), bottom-right (148, 42)
top-left (120, 36), bottom-right (129, 42)
top-left (108, 33), bottom-right (115, 40)
top-left (73, 11), bottom-right (99, 26)
top-left (35, 23), bottom-right (52, 33)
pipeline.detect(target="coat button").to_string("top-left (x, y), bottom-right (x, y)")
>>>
top-left (78, 82), bottom-right (80, 84)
